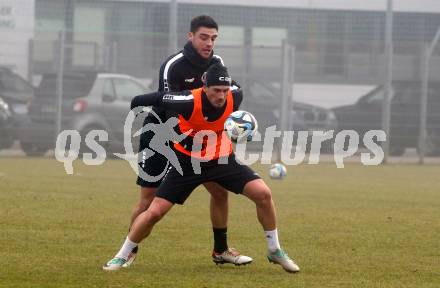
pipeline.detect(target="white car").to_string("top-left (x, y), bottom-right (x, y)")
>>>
top-left (20, 71), bottom-right (152, 156)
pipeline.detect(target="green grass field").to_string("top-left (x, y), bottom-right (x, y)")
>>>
top-left (1, 158), bottom-right (439, 287)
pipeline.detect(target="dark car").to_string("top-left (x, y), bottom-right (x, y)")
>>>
top-left (19, 71), bottom-right (152, 156)
top-left (333, 81), bottom-right (440, 155)
top-left (241, 78), bottom-right (338, 150)
top-left (0, 67), bottom-right (34, 149)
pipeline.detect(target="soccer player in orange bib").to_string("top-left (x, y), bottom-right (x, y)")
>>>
top-left (103, 64), bottom-right (300, 273)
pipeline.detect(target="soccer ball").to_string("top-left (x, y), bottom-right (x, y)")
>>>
top-left (224, 110), bottom-right (258, 143)
top-left (269, 163), bottom-right (287, 179)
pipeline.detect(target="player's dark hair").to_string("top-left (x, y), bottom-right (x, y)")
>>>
top-left (190, 15), bottom-right (218, 33)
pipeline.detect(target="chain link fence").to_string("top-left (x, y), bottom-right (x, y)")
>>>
top-left (1, 0), bottom-right (440, 163)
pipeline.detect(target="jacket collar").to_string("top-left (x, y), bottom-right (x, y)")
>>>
top-left (183, 41), bottom-right (213, 68)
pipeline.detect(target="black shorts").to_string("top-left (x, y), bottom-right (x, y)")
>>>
top-left (156, 154), bottom-right (261, 205)
top-left (136, 114), bottom-right (169, 188)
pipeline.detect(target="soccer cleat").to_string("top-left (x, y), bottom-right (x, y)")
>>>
top-left (267, 248), bottom-right (300, 273)
top-left (102, 257), bottom-right (127, 271)
top-left (212, 248), bottom-right (253, 266)
top-left (122, 251), bottom-right (137, 268)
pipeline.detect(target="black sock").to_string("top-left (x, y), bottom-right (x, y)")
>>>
top-left (213, 227), bottom-right (228, 253)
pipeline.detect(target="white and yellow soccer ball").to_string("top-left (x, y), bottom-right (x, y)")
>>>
top-left (224, 110), bottom-right (258, 143)
top-left (269, 163), bottom-right (287, 179)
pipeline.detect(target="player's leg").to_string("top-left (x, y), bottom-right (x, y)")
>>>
top-left (130, 187), bottom-right (156, 227)
top-left (241, 179), bottom-right (300, 273)
top-left (203, 182), bottom-right (253, 265)
top-left (203, 182), bottom-right (230, 255)
top-left (124, 119), bottom-right (168, 267)
top-left (103, 165), bottom-right (201, 271)
top-left (129, 197), bottom-right (174, 242)
top-left (125, 124), bottom-right (169, 267)
top-left (241, 179), bottom-right (276, 230)
top-left (132, 129), bottom-right (168, 227)
top-left (123, 187), bottom-right (156, 267)
top-left (204, 182), bottom-right (228, 231)
top-left (103, 197), bottom-right (174, 271)
top-left (131, 114), bottom-right (168, 222)
top-left (214, 157), bottom-right (300, 273)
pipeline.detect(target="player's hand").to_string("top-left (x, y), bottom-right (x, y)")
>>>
top-left (231, 79), bottom-right (241, 88)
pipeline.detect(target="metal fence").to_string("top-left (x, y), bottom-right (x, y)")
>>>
top-left (1, 0), bottom-right (440, 163)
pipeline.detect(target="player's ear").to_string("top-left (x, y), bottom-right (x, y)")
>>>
top-left (187, 32), bottom-right (193, 41)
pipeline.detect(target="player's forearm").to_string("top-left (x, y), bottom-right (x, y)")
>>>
top-left (131, 92), bottom-right (165, 110)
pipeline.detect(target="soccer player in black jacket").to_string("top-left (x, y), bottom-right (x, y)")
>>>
top-left (104, 64), bottom-right (300, 273)
top-left (125, 15), bottom-right (252, 266)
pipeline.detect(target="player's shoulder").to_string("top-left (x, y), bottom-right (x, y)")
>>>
top-left (231, 87), bottom-right (242, 96)
top-left (231, 81), bottom-right (241, 93)
top-left (160, 50), bottom-right (186, 71)
top-left (211, 54), bottom-right (225, 65)
top-left (231, 85), bottom-right (243, 102)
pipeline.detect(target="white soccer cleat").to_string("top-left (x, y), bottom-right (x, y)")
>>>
top-left (212, 248), bottom-right (253, 266)
top-left (267, 248), bottom-right (300, 273)
top-left (102, 257), bottom-right (127, 271)
top-left (122, 251), bottom-right (137, 268)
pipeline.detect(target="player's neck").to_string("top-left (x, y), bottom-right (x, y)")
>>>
top-left (183, 41), bottom-right (213, 68)
top-left (202, 91), bottom-right (226, 112)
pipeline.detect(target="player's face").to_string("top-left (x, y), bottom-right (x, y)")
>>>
top-left (188, 27), bottom-right (218, 59)
top-left (204, 85), bottom-right (230, 108)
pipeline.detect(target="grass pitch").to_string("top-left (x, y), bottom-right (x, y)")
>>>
top-left (1, 158), bottom-right (439, 287)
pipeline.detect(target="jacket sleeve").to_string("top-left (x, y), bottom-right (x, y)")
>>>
top-left (132, 90), bottom-right (194, 119)
top-left (231, 84), bottom-right (243, 110)
top-left (158, 56), bottom-right (182, 92)
top-left (131, 92), bottom-right (165, 110)
top-left (213, 54), bottom-right (225, 66)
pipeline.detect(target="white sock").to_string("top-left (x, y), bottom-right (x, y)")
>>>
top-left (265, 229), bottom-right (281, 252)
top-left (115, 237), bottom-right (138, 260)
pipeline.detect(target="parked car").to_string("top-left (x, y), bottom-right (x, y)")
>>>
top-left (332, 81), bottom-right (440, 155)
top-left (240, 78), bottom-right (338, 151)
top-left (0, 67), bottom-right (34, 149)
top-left (19, 71), bottom-right (152, 156)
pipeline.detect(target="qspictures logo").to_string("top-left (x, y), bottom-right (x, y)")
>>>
top-left (55, 108), bottom-right (386, 180)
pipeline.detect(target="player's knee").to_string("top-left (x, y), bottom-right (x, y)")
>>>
top-left (253, 187), bottom-right (273, 205)
top-left (147, 207), bottom-right (166, 223)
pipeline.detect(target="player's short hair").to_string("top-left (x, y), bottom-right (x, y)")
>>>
top-left (190, 15), bottom-right (218, 33)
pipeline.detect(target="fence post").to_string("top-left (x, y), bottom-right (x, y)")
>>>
top-left (382, 0), bottom-right (393, 163)
top-left (278, 40), bottom-right (293, 161)
top-left (28, 39), bottom-right (34, 84)
top-left (168, 0), bottom-right (178, 55)
top-left (419, 45), bottom-right (429, 163)
top-left (241, 25), bottom-right (252, 106)
top-left (418, 26), bottom-right (440, 163)
top-left (56, 30), bottom-right (65, 143)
